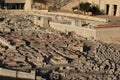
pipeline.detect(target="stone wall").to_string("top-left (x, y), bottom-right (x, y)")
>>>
top-left (0, 68), bottom-right (35, 79)
top-left (33, 14), bottom-right (119, 44)
top-left (24, 0), bottom-right (32, 10)
top-left (49, 22), bottom-right (120, 44)
top-left (0, 0), bottom-right (32, 10)
top-left (85, 0), bottom-right (120, 16)
top-left (0, 10), bottom-right (108, 22)
top-left (0, 10), bottom-right (119, 44)
top-left (49, 22), bottom-right (96, 39)
top-left (34, 17), bottom-right (50, 28)
top-left (3, 0), bottom-right (25, 3)
top-left (95, 27), bottom-right (120, 44)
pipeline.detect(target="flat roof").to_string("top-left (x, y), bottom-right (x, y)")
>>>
top-left (94, 24), bottom-right (120, 28)
top-left (0, 0), bottom-right (25, 3)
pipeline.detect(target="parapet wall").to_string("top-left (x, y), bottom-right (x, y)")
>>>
top-left (50, 22), bottom-right (97, 39)
top-left (0, 10), bottom-right (108, 22)
top-left (49, 22), bottom-right (120, 44)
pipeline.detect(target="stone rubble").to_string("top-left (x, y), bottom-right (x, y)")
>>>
top-left (0, 13), bottom-right (119, 80)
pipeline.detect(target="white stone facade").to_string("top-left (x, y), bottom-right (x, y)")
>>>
top-left (0, 0), bottom-right (32, 10)
top-left (85, 0), bottom-right (120, 16)
top-left (24, 0), bottom-right (32, 10)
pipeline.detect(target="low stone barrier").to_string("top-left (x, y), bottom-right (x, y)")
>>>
top-left (0, 68), bottom-right (35, 80)
top-left (49, 22), bottom-right (96, 39)
top-left (0, 10), bottom-right (108, 22)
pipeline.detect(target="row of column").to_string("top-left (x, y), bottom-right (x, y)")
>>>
top-left (0, 3), bottom-right (24, 9)
top-left (107, 4), bottom-right (120, 16)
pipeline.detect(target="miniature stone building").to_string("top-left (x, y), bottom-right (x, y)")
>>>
top-left (0, 0), bottom-right (32, 10)
top-left (86, 0), bottom-right (120, 16)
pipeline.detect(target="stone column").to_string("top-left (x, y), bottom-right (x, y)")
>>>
top-left (19, 4), bottom-right (21, 9)
top-left (116, 5), bottom-right (120, 16)
top-left (15, 4), bottom-right (17, 9)
top-left (0, 4), bottom-right (1, 9)
top-left (42, 17), bottom-right (50, 28)
top-left (71, 20), bottom-right (76, 26)
top-left (24, 0), bottom-right (32, 10)
top-left (109, 5), bottom-right (114, 16)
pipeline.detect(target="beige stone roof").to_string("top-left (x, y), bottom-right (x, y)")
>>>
top-left (95, 24), bottom-right (120, 28)
top-left (4, 0), bottom-right (25, 3)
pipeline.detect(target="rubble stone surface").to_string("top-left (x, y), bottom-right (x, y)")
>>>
top-left (0, 13), bottom-right (119, 80)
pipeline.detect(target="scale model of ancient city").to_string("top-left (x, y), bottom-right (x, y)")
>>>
top-left (0, 0), bottom-right (120, 80)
